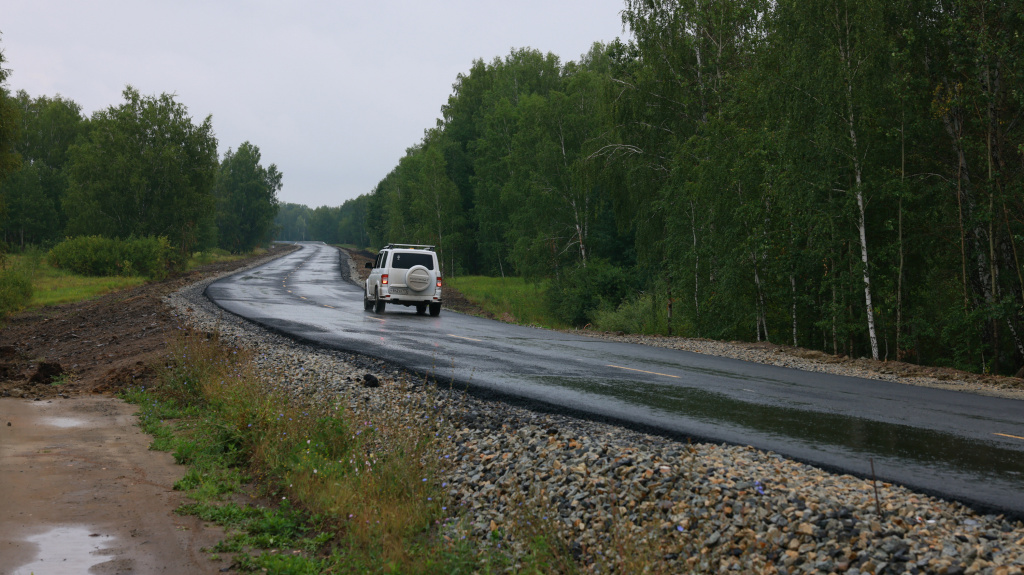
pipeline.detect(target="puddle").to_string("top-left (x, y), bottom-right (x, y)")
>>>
top-left (10, 526), bottom-right (115, 575)
top-left (38, 417), bottom-right (90, 428)
top-left (529, 375), bottom-right (1024, 480)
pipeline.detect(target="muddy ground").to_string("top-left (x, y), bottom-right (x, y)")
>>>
top-left (0, 397), bottom-right (229, 574)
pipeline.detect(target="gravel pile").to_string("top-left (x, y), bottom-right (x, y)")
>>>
top-left (166, 259), bottom-right (1024, 574)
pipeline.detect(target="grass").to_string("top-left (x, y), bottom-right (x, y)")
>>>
top-left (447, 276), bottom-right (567, 329)
top-left (26, 257), bottom-right (147, 307)
top-left (120, 330), bottom-right (491, 572)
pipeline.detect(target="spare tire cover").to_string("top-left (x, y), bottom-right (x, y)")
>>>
top-left (407, 265), bottom-right (431, 292)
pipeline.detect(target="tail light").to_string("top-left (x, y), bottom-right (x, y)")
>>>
top-left (436, 277), bottom-right (443, 288)
top-left (382, 274), bottom-right (389, 285)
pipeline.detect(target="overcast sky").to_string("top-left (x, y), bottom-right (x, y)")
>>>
top-left (3, 1), bottom-right (629, 207)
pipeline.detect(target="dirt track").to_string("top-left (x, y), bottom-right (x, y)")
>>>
top-left (0, 397), bottom-right (226, 574)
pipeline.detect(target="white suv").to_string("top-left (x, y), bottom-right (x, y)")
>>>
top-left (363, 244), bottom-right (443, 316)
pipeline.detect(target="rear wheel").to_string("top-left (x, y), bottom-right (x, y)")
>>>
top-left (415, 303), bottom-right (427, 315)
top-left (428, 302), bottom-right (441, 317)
top-left (363, 288), bottom-right (373, 311)
top-left (374, 288), bottom-right (386, 314)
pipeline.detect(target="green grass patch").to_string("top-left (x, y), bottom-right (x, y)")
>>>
top-left (27, 257), bottom-right (147, 308)
top-left (120, 330), bottom-right (511, 573)
top-left (447, 276), bottom-right (567, 329)
top-left (0, 263), bottom-right (34, 316)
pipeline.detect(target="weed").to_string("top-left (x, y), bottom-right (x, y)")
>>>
top-left (49, 372), bottom-right (73, 386)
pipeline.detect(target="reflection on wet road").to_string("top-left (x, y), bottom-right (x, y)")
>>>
top-left (206, 242), bottom-right (1024, 515)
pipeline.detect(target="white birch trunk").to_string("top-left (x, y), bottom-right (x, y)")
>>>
top-left (837, 0), bottom-right (879, 360)
top-left (791, 274), bottom-right (798, 348)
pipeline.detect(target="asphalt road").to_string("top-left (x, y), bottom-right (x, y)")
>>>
top-left (206, 242), bottom-right (1024, 516)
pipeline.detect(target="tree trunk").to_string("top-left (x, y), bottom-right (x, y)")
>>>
top-left (836, 0), bottom-right (878, 360)
top-left (791, 274), bottom-right (798, 348)
top-left (753, 260), bottom-right (768, 343)
top-left (690, 201), bottom-right (700, 335)
top-left (896, 116), bottom-right (905, 360)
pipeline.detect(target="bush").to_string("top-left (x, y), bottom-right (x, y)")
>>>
top-left (592, 292), bottom-right (687, 335)
top-left (47, 235), bottom-right (179, 279)
top-left (0, 267), bottom-right (33, 316)
top-left (546, 260), bottom-right (634, 327)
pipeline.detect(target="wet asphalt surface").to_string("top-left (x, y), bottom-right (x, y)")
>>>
top-left (205, 242), bottom-right (1024, 516)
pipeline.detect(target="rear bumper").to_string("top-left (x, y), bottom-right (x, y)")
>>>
top-left (382, 288), bottom-right (442, 305)
top-left (386, 297), bottom-right (442, 306)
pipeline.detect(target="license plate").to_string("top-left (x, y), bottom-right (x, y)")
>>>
top-left (389, 287), bottom-right (408, 295)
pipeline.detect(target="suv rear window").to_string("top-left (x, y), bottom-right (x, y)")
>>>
top-left (390, 252), bottom-right (434, 270)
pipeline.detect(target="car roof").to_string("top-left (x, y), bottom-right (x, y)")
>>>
top-left (383, 243), bottom-right (435, 251)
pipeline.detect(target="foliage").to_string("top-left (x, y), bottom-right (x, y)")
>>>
top-left (47, 235), bottom-right (179, 279)
top-left (0, 34), bottom-right (20, 185)
top-left (64, 86), bottom-right (219, 256)
top-left (592, 292), bottom-right (672, 335)
top-left (187, 247), bottom-right (248, 269)
top-left (546, 260), bottom-right (634, 326)
top-left (273, 198), bottom-right (372, 248)
top-left (0, 91), bottom-right (86, 247)
top-left (0, 260), bottom-right (32, 317)
top-left (215, 142), bottom-right (282, 253)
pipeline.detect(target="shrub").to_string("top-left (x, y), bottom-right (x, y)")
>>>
top-left (47, 235), bottom-right (178, 279)
top-left (0, 267), bottom-right (33, 316)
top-left (546, 260), bottom-right (634, 326)
top-left (592, 292), bottom-right (687, 335)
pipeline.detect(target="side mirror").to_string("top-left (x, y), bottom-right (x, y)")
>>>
top-left (365, 262), bottom-right (372, 269)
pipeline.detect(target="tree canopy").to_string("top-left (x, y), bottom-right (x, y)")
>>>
top-left (0, 92), bottom-right (85, 246)
top-left (64, 87), bottom-right (220, 255)
top-left (0, 35), bottom-right (282, 261)
top-left (0, 34), bottom-right (21, 186)
top-left (215, 142), bottom-right (282, 253)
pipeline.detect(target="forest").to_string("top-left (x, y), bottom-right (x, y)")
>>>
top-left (328, 0), bottom-right (1024, 374)
top-left (0, 51), bottom-right (282, 259)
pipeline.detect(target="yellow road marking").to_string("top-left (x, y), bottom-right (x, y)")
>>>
top-left (448, 334), bottom-right (483, 342)
top-left (607, 365), bottom-right (680, 379)
top-left (323, 305), bottom-right (334, 308)
top-left (994, 432), bottom-right (1024, 441)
